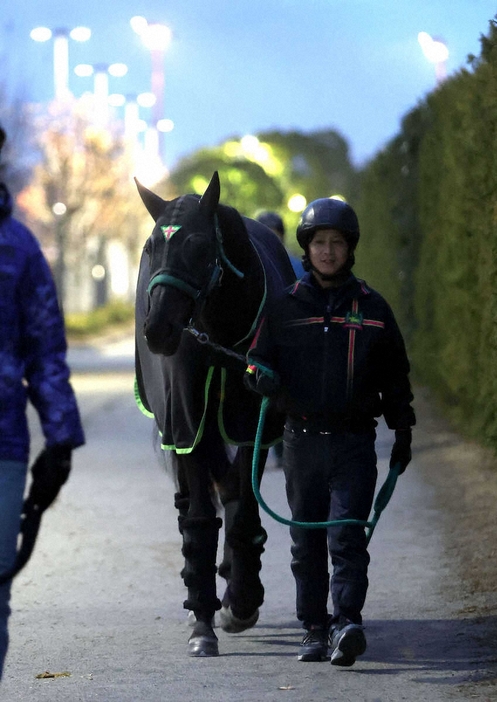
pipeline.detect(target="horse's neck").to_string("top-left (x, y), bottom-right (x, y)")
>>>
top-left (202, 222), bottom-right (264, 348)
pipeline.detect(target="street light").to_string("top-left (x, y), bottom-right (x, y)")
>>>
top-left (418, 32), bottom-right (449, 85)
top-left (131, 16), bottom-right (172, 162)
top-left (30, 26), bottom-right (91, 101)
top-left (75, 62), bottom-right (128, 126)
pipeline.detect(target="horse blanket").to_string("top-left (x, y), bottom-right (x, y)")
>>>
top-left (135, 218), bottom-right (296, 453)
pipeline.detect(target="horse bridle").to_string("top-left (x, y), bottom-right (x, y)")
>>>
top-left (146, 213), bottom-right (245, 332)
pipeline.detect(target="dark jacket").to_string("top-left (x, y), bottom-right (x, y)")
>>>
top-left (0, 183), bottom-right (85, 462)
top-left (248, 272), bottom-right (415, 432)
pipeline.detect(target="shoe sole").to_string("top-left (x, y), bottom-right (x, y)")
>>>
top-left (298, 649), bottom-right (330, 662)
top-left (330, 628), bottom-right (366, 667)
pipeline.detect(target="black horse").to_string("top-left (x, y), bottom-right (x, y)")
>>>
top-left (134, 172), bottom-right (295, 656)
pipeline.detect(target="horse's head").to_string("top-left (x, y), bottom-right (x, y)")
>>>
top-left (137, 171), bottom-right (242, 356)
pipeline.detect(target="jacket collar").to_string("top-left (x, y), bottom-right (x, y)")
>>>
top-left (289, 272), bottom-right (370, 303)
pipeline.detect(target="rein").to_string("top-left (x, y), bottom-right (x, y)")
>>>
top-left (185, 325), bottom-right (248, 367)
top-left (183, 330), bottom-right (400, 545)
top-left (252, 395), bottom-right (401, 545)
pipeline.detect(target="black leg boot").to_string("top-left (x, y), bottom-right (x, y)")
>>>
top-left (181, 516), bottom-right (222, 656)
top-left (217, 499), bottom-right (239, 583)
top-left (219, 523), bottom-right (267, 633)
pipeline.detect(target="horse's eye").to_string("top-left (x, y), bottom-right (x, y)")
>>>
top-left (181, 234), bottom-right (212, 266)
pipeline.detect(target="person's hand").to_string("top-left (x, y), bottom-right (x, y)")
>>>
top-left (243, 365), bottom-right (280, 397)
top-left (389, 429), bottom-right (412, 474)
top-left (28, 444), bottom-right (72, 511)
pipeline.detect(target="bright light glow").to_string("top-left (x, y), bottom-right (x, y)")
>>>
top-left (141, 23), bottom-right (172, 51)
top-left (330, 194), bottom-right (346, 202)
top-left (74, 63), bottom-right (94, 77)
top-left (240, 134), bottom-right (260, 153)
top-left (108, 93), bottom-right (126, 107)
top-left (91, 264), bottom-right (106, 281)
top-left (137, 119), bottom-right (148, 132)
top-left (239, 135), bottom-right (283, 177)
top-left (130, 16), bottom-right (148, 35)
top-left (30, 27), bottom-right (52, 42)
top-left (70, 27), bottom-right (91, 42)
top-left (418, 32), bottom-right (449, 64)
top-left (109, 63), bottom-right (128, 77)
top-left (52, 202), bottom-right (67, 216)
top-left (157, 118), bottom-right (174, 133)
top-left (137, 92), bottom-right (156, 108)
top-left (288, 194), bottom-right (307, 213)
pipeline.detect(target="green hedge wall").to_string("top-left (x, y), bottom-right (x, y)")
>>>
top-left (355, 18), bottom-right (497, 451)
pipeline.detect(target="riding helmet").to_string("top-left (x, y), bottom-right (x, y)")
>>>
top-left (296, 198), bottom-right (360, 250)
top-left (256, 211), bottom-right (285, 238)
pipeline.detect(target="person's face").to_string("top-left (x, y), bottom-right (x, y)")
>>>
top-left (308, 228), bottom-right (349, 285)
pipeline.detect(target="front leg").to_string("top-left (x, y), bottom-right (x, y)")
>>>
top-left (220, 446), bottom-right (268, 632)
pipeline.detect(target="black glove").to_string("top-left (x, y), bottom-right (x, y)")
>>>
top-left (28, 444), bottom-right (72, 511)
top-left (243, 365), bottom-right (281, 397)
top-left (390, 429), bottom-right (412, 474)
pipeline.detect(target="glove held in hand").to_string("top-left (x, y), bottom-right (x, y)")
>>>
top-left (29, 443), bottom-right (72, 511)
top-left (243, 365), bottom-right (280, 397)
top-left (390, 429), bottom-right (412, 474)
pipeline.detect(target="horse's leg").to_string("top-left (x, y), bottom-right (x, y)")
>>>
top-left (175, 451), bottom-right (222, 657)
top-left (216, 456), bottom-right (240, 583)
top-left (220, 446), bottom-right (268, 633)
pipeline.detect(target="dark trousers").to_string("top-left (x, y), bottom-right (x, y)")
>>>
top-left (283, 425), bottom-right (377, 629)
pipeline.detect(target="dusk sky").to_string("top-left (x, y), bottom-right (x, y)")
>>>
top-left (3, 1), bottom-right (497, 170)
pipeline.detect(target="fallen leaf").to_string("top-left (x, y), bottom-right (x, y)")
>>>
top-left (36, 671), bottom-right (71, 679)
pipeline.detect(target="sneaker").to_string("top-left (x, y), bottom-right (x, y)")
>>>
top-left (297, 627), bottom-right (330, 662)
top-left (329, 622), bottom-right (367, 667)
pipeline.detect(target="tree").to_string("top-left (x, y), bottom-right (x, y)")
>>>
top-left (165, 128), bottom-right (359, 256)
top-left (18, 102), bottom-right (147, 310)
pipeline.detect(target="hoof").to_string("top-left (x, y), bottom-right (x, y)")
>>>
top-left (219, 605), bottom-right (259, 633)
top-left (188, 620), bottom-right (219, 657)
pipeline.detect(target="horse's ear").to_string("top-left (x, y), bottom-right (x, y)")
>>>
top-left (134, 178), bottom-right (167, 222)
top-left (199, 171), bottom-right (220, 216)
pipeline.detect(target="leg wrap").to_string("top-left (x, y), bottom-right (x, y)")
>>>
top-left (224, 525), bottom-right (267, 620)
top-left (180, 517), bottom-right (222, 620)
top-left (174, 492), bottom-right (190, 535)
top-left (218, 499), bottom-right (239, 581)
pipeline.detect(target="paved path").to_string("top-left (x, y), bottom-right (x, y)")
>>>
top-left (0, 335), bottom-right (495, 701)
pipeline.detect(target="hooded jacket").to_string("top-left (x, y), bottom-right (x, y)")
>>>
top-left (248, 272), bottom-right (415, 432)
top-left (0, 183), bottom-right (85, 462)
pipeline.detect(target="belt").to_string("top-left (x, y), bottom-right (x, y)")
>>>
top-left (285, 415), bottom-right (348, 435)
top-left (285, 414), bottom-right (374, 435)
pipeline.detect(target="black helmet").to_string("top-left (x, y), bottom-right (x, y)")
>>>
top-left (256, 211), bottom-right (285, 238)
top-left (296, 198), bottom-right (360, 250)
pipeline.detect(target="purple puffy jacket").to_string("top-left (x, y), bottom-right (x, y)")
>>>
top-left (0, 183), bottom-right (85, 462)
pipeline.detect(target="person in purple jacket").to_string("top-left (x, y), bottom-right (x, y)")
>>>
top-left (0, 125), bottom-right (85, 680)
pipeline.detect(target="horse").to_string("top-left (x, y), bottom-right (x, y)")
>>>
top-left (134, 171), bottom-right (296, 656)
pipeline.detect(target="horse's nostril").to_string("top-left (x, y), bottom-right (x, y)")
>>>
top-left (144, 319), bottom-right (181, 356)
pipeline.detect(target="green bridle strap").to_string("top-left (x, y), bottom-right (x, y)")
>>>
top-left (147, 273), bottom-right (200, 299)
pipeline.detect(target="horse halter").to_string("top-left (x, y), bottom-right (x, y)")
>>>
top-left (146, 213), bottom-right (245, 323)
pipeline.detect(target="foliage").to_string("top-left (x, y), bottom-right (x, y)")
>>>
top-left (167, 128), bottom-right (359, 256)
top-left (355, 16), bottom-right (497, 453)
top-left (65, 300), bottom-right (134, 339)
top-left (17, 101), bottom-right (148, 304)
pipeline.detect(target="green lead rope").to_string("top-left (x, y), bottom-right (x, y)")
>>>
top-left (252, 395), bottom-right (401, 546)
